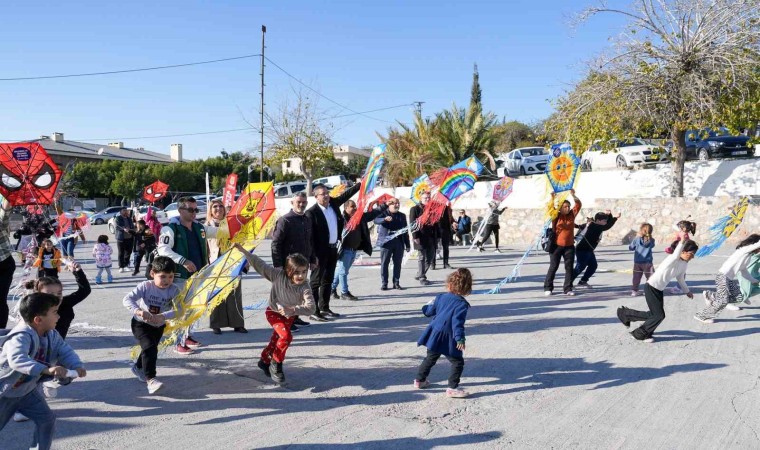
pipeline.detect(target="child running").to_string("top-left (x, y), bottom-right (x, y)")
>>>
top-left (617, 235), bottom-right (698, 343)
top-left (572, 210), bottom-right (620, 288)
top-left (233, 243), bottom-right (315, 385)
top-left (694, 234), bottom-right (760, 322)
top-left (0, 293), bottom-right (87, 450)
top-left (92, 235), bottom-right (114, 284)
top-left (629, 223), bottom-right (656, 296)
top-left (32, 239), bottom-right (61, 279)
top-left (25, 262), bottom-right (91, 340)
top-left (123, 256), bottom-right (180, 394)
top-left (414, 268), bottom-right (473, 398)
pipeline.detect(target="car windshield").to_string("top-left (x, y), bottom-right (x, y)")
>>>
top-left (164, 204), bottom-right (177, 211)
top-left (706, 128), bottom-right (731, 137)
top-left (519, 148), bottom-right (547, 157)
top-left (617, 138), bottom-right (647, 147)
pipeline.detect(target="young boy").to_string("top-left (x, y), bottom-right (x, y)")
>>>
top-left (0, 292), bottom-right (87, 450)
top-left (573, 210), bottom-right (620, 288)
top-left (123, 256), bottom-right (180, 394)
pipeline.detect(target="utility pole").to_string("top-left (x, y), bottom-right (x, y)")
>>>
top-left (412, 101), bottom-right (424, 115)
top-left (259, 25), bottom-right (267, 182)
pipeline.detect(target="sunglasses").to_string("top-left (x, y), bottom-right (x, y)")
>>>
top-left (181, 207), bottom-right (200, 213)
top-left (212, 205), bottom-right (225, 209)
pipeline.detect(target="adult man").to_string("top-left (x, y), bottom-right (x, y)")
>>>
top-left (409, 191), bottom-right (439, 285)
top-left (306, 183), bottom-right (361, 321)
top-left (374, 197), bottom-right (411, 290)
top-left (114, 208), bottom-right (135, 273)
top-left (157, 197), bottom-right (217, 354)
top-left (455, 210), bottom-right (472, 245)
top-left (271, 192), bottom-right (316, 330)
top-left (0, 198), bottom-right (16, 328)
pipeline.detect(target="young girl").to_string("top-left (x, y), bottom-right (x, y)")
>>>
top-left (617, 235), bottom-right (698, 343)
top-left (92, 235), bottom-right (113, 284)
top-left (665, 219), bottom-right (696, 254)
top-left (695, 234), bottom-right (760, 322)
top-left (629, 223), bottom-right (656, 296)
top-left (414, 268), bottom-right (473, 398)
top-left (233, 243), bottom-right (315, 384)
top-left (25, 262), bottom-right (91, 340)
top-left (32, 239), bottom-right (61, 279)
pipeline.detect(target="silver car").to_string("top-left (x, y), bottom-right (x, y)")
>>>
top-left (89, 206), bottom-right (123, 225)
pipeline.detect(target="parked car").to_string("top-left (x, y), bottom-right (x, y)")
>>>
top-left (107, 206), bottom-right (168, 234)
top-left (685, 128), bottom-right (754, 161)
top-left (274, 181), bottom-right (308, 198)
top-left (496, 147), bottom-right (550, 177)
top-left (164, 200), bottom-right (207, 221)
top-left (581, 138), bottom-right (667, 171)
top-left (89, 206), bottom-right (123, 225)
top-left (313, 175), bottom-right (349, 187)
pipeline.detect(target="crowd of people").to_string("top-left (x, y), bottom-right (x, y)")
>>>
top-left (1, 188), bottom-right (759, 449)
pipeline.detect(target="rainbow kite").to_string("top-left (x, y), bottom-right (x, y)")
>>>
top-left (696, 197), bottom-right (750, 257)
top-left (410, 174), bottom-right (433, 205)
top-left (344, 143), bottom-right (386, 233)
top-left (545, 143), bottom-right (580, 193)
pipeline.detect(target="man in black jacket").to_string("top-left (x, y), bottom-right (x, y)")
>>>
top-left (409, 191), bottom-right (438, 286)
top-left (573, 210), bottom-right (620, 288)
top-left (436, 205), bottom-right (454, 269)
top-left (306, 183), bottom-right (361, 321)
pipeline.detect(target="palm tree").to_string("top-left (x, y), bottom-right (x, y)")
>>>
top-left (377, 111), bottom-right (440, 186)
top-left (434, 102), bottom-right (498, 169)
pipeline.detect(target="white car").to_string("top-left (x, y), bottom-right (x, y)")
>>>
top-left (107, 207), bottom-right (169, 234)
top-left (496, 147), bottom-right (549, 177)
top-left (581, 138), bottom-right (668, 171)
top-left (164, 200), bottom-right (207, 221)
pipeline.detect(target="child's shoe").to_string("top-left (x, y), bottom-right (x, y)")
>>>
top-left (131, 364), bottom-right (146, 382)
top-left (147, 378), bottom-right (163, 394)
top-left (725, 303), bottom-right (742, 311)
top-left (184, 336), bottom-right (202, 349)
top-left (414, 379), bottom-right (430, 389)
top-left (270, 361), bottom-right (285, 384)
top-left (95, 277), bottom-right (102, 284)
top-left (446, 388), bottom-right (469, 398)
top-left (630, 290), bottom-right (638, 297)
top-left (107, 276), bottom-right (113, 283)
top-left (257, 359), bottom-right (271, 377)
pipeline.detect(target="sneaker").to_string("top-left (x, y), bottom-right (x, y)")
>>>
top-left (726, 303), bottom-right (742, 311)
top-left (147, 378), bottom-right (163, 394)
top-left (258, 359), bottom-right (271, 377)
top-left (630, 290), bottom-right (638, 297)
top-left (420, 279), bottom-right (432, 286)
top-left (131, 364), bottom-right (146, 382)
top-left (234, 327), bottom-right (248, 333)
top-left (95, 277), bottom-right (102, 284)
top-left (341, 292), bottom-right (359, 301)
top-left (293, 317), bottom-right (310, 327)
top-left (494, 249), bottom-right (501, 253)
top-left (630, 332), bottom-right (654, 343)
top-left (323, 309), bottom-right (341, 318)
top-left (309, 314), bottom-right (329, 322)
top-left (119, 267), bottom-right (127, 273)
top-left (42, 381), bottom-right (58, 398)
top-left (694, 315), bottom-right (715, 324)
top-left (744, 298), bottom-right (752, 305)
top-left (446, 388), bottom-right (469, 398)
top-left (290, 324), bottom-right (300, 332)
top-left (270, 361), bottom-right (285, 384)
top-left (414, 379), bottom-right (430, 389)
top-left (443, 264), bottom-right (453, 269)
top-left (331, 289), bottom-right (339, 300)
top-left (13, 412), bottom-right (29, 422)
top-left (175, 344), bottom-right (193, 355)
top-left (212, 328), bottom-right (222, 335)
top-left (616, 307), bottom-right (630, 329)
top-left (107, 276), bottom-right (114, 283)
top-left (577, 282), bottom-right (592, 289)
top-left (544, 291), bottom-right (552, 296)
top-left (478, 247), bottom-right (485, 253)
top-left (565, 291), bottom-right (575, 296)
top-left (184, 337), bottom-right (202, 349)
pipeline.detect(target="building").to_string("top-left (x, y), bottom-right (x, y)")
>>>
top-left (17, 132), bottom-right (181, 167)
top-left (281, 144), bottom-right (370, 175)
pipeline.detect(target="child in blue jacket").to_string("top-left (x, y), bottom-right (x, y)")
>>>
top-left (414, 268), bottom-right (472, 398)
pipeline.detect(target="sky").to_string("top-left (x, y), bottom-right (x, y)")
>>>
top-left (0, 1), bottom-right (628, 161)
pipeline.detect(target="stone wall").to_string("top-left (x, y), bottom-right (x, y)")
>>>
top-left (463, 197), bottom-right (760, 248)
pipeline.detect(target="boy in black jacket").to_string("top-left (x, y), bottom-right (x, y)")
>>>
top-left (573, 210), bottom-right (620, 288)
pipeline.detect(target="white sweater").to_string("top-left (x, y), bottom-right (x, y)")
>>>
top-left (647, 240), bottom-right (690, 293)
top-left (719, 241), bottom-right (760, 282)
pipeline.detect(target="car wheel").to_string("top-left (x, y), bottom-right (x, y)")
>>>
top-left (95, 218), bottom-right (104, 225)
top-left (698, 149), bottom-right (709, 161)
top-left (616, 155), bottom-right (628, 168)
top-left (108, 223), bottom-right (115, 234)
top-left (520, 167), bottom-right (526, 176)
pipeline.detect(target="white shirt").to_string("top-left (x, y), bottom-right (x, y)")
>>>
top-left (647, 240), bottom-right (690, 293)
top-left (318, 203), bottom-right (338, 244)
top-left (719, 241), bottom-right (760, 282)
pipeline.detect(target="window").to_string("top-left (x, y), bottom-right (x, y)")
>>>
top-left (291, 184), bottom-right (306, 192)
top-left (276, 187), bottom-right (289, 197)
top-left (285, 161), bottom-right (291, 168)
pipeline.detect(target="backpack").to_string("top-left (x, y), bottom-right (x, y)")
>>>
top-left (541, 222), bottom-right (558, 253)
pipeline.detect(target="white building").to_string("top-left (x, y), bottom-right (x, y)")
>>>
top-left (281, 145), bottom-right (371, 175)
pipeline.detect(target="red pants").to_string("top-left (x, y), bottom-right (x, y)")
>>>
top-left (261, 308), bottom-right (296, 364)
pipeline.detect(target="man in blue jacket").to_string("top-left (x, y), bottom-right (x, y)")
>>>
top-left (374, 197), bottom-right (411, 290)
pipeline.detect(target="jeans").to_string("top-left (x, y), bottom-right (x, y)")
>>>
top-left (544, 245), bottom-right (575, 293)
top-left (310, 247), bottom-right (339, 314)
top-left (331, 248), bottom-right (357, 294)
top-left (131, 318), bottom-right (165, 379)
top-left (416, 243), bottom-right (436, 281)
top-left (60, 238), bottom-right (76, 257)
top-left (621, 284), bottom-right (665, 339)
top-left (117, 239), bottom-right (133, 269)
top-left (573, 250), bottom-right (598, 284)
top-left (96, 266), bottom-right (113, 282)
top-left (0, 255), bottom-right (16, 328)
top-left (380, 246), bottom-right (404, 286)
top-left (0, 388), bottom-right (56, 450)
top-left (416, 349), bottom-right (465, 389)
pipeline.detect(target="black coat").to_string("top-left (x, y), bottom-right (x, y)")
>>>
top-left (409, 203), bottom-right (439, 248)
top-left (306, 184), bottom-right (361, 260)
top-left (271, 210), bottom-right (316, 268)
top-left (56, 269), bottom-right (92, 339)
top-left (341, 207), bottom-right (386, 256)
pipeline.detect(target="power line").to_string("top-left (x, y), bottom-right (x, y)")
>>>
top-left (264, 56), bottom-right (399, 124)
top-left (0, 54), bottom-right (261, 81)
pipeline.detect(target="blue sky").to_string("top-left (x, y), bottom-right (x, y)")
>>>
top-left (0, 1), bottom-right (626, 160)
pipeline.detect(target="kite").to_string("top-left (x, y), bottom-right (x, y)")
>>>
top-left (0, 142), bottom-right (62, 206)
top-left (492, 176), bottom-right (514, 203)
top-left (329, 184), bottom-right (346, 197)
top-left (696, 197), bottom-right (750, 257)
top-left (410, 174), bottom-right (433, 205)
top-left (142, 180), bottom-right (169, 204)
top-left (132, 182), bottom-right (278, 359)
top-left (221, 173), bottom-right (238, 208)
top-left (544, 143), bottom-right (580, 193)
top-left (57, 211), bottom-right (89, 240)
top-left (344, 143), bottom-right (386, 233)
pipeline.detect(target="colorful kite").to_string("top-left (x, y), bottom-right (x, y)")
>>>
top-left (344, 144), bottom-right (386, 233)
top-left (544, 143), bottom-right (580, 193)
top-left (221, 173), bottom-right (238, 208)
top-left (132, 182), bottom-right (278, 359)
top-left (329, 184), bottom-right (346, 197)
top-left (57, 211), bottom-right (89, 239)
top-left (696, 197), bottom-right (750, 257)
top-left (492, 176), bottom-right (514, 203)
top-left (0, 142), bottom-right (62, 206)
top-left (410, 174), bottom-right (433, 205)
top-left (142, 180), bottom-right (170, 204)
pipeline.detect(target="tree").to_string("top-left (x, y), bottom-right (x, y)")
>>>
top-left (378, 111), bottom-right (440, 186)
top-left (470, 63), bottom-right (482, 109)
top-left (266, 89), bottom-right (334, 194)
top-left (548, 0), bottom-right (760, 196)
top-left (435, 103), bottom-right (498, 167)
top-left (492, 120), bottom-right (536, 155)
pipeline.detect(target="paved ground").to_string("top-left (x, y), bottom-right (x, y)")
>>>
top-left (3, 224), bottom-right (760, 449)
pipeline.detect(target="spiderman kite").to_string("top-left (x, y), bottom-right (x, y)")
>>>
top-left (0, 142), bottom-right (62, 206)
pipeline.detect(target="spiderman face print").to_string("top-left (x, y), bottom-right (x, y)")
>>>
top-left (0, 142), bottom-right (62, 206)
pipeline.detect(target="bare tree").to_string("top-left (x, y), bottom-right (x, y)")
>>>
top-left (549, 0), bottom-right (760, 196)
